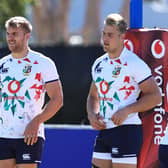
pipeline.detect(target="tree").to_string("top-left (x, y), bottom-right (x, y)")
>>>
top-left (0, 0), bottom-right (34, 45)
top-left (82, 0), bottom-right (101, 45)
top-left (120, 0), bottom-right (130, 27)
top-left (32, 0), bottom-right (70, 45)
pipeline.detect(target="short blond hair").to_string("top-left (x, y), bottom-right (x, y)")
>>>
top-left (104, 13), bottom-right (127, 34)
top-left (5, 16), bottom-right (32, 33)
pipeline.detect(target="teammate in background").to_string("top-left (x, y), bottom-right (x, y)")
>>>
top-left (0, 16), bottom-right (63, 168)
top-left (87, 13), bottom-right (161, 168)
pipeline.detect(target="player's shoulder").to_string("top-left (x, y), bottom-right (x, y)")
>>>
top-left (123, 48), bottom-right (150, 73)
top-left (92, 53), bottom-right (108, 67)
top-left (124, 48), bottom-right (143, 63)
top-left (29, 49), bottom-right (48, 60)
top-left (0, 54), bottom-right (11, 64)
top-left (29, 49), bottom-right (54, 64)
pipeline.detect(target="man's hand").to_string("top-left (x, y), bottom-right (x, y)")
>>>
top-left (88, 113), bottom-right (106, 130)
top-left (24, 118), bottom-right (40, 146)
top-left (111, 107), bottom-right (130, 125)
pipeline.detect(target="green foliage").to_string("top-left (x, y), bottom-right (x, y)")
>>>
top-left (0, 0), bottom-right (35, 44)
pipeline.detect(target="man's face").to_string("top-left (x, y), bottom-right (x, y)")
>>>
top-left (102, 24), bottom-right (124, 54)
top-left (6, 26), bottom-right (28, 53)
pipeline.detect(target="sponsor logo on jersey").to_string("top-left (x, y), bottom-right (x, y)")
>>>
top-left (95, 61), bottom-right (103, 73)
top-left (8, 80), bottom-right (21, 94)
top-left (0, 63), bottom-right (9, 74)
top-left (100, 80), bottom-right (109, 94)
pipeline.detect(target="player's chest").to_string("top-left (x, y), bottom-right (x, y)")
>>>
top-left (94, 62), bottom-right (129, 83)
top-left (0, 61), bottom-right (41, 82)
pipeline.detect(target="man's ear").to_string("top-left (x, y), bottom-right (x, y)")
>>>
top-left (121, 33), bottom-right (126, 40)
top-left (26, 33), bottom-right (31, 40)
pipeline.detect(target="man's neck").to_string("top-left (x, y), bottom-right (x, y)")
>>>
top-left (12, 47), bottom-right (29, 59)
top-left (108, 45), bottom-right (124, 59)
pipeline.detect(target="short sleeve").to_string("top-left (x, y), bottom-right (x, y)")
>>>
top-left (42, 57), bottom-right (59, 83)
top-left (91, 55), bottom-right (106, 82)
top-left (91, 58), bottom-right (100, 82)
top-left (129, 55), bottom-right (152, 84)
top-left (91, 63), bottom-right (95, 80)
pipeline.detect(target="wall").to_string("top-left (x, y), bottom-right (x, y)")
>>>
top-left (39, 125), bottom-right (98, 168)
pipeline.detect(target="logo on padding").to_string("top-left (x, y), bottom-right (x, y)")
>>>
top-left (124, 40), bottom-right (134, 52)
top-left (151, 39), bottom-right (165, 59)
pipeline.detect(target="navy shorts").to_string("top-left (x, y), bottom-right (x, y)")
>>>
top-left (93, 125), bottom-right (142, 160)
top-left (0, 137), bottom-right (44, 164)
top-left (159, 144), bottom-right (168, 168)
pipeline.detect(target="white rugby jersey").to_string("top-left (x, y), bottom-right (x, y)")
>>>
top-left (92, 47), bottom-right (152, 128)
top-left (0, 49), bottom-right (59, 139)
